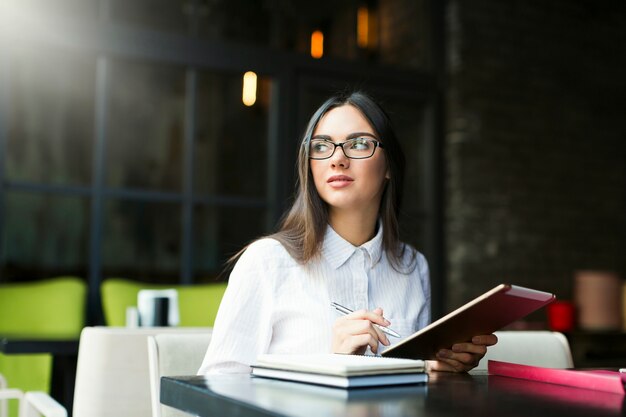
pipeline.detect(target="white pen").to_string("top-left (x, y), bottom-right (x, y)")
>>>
top-left (330, 301), bottom-right (401, 338)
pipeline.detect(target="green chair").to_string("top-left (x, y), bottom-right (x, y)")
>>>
top-left (0, 277), bottom-right (86, 417)
top-left (101, 279), bottom-right (228, 327)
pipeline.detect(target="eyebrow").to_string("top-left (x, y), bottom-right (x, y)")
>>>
top-left (311, 132), bottom-right (378, 141)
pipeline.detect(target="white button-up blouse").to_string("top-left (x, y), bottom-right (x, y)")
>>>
top-left (198, 224), bottom-right (431, 374)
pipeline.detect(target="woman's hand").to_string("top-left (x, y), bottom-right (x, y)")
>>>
top-left (331, 307), bottom-right (391, 355)
top-left (426, 334), bottom-right (498, 373)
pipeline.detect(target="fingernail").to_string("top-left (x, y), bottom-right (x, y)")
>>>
top-left (384, 319), bottom-right (391, 325)
top-left (438, 349), bottom-right (451, 358)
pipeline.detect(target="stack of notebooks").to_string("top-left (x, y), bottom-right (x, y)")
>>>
top-left (252, 353), bottom-right (427, 388)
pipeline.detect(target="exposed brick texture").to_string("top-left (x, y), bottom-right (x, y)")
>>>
top-left (445, 0), bottom-right (626, 309)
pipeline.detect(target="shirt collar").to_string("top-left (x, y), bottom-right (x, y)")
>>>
top-left (321, 222), bottom-right (384, 270)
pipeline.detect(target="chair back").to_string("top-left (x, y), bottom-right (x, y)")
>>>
top-left (475, 331), bottom-right (574, 371)
top-left (0, 277), bottom-right (86, 336)
top-left (0, 373), bottom-right (7, 417)
top-left (0, 387), bottom-right (67, 417)
top-left (0, 277), bottom-right (86, 417)
top-left (72, 327), bottom-right (211, 417)
top-left (147, 333), bottom-right (211, 417)
top-left (101, 279), bottom-right (227, 327)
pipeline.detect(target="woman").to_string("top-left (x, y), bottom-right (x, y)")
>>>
top-left (199, 91), bottom-right (496, 374)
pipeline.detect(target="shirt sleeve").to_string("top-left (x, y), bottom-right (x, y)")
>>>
top-left (198, 239), bottom-right (275, 374)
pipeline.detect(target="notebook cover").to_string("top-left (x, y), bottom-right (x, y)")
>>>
top-left (382, 284), bottom-right (555, 360)
top-left (488, 360), bottom-right (625, 394)
top-left (254, 353), bottom-right (425, 377)
top-left (251, 366), bottom-right (428, 388)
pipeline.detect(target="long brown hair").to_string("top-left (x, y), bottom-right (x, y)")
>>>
top-left (228, 91), bottom-right (415, 273)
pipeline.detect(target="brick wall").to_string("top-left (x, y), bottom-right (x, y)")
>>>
top-left (379, 0), bottom-right (431, 68)
top-left (445, 0), bottom-right (626, 308)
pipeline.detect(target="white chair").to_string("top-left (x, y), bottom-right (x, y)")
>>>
top-left (0, 387), bottom-right (67, 417)
top-left (72, 327), bottom-right (211, 417)
top-left (0, 373), bottom-right (7, 417)
top-left (147, 333), bottom-right (212, 417)
top-left (474, 331), bottom-right (574, 371)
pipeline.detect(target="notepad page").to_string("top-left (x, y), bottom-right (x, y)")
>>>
top-left (255, 353), bottom-right (425, 376)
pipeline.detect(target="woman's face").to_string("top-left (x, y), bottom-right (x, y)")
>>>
top-left (310, 104), bottom-right (389, 215)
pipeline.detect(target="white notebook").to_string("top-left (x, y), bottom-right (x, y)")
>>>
top-left (252, 354), bottom-right (427, 388)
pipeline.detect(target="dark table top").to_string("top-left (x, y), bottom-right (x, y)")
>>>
top-left (161, 371), bottom-right (625, 417)
top-left (0, 336), bottom-right (79, 355)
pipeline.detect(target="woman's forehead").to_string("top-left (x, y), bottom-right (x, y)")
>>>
top-left (313, 104), bottom-right (375, 136)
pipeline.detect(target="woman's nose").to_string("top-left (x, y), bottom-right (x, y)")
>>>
top-left (330, 145), bottom-right (350, 168)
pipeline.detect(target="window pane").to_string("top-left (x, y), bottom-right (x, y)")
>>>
top-left (102, 200), bottom-right (181, 282)
top-left (104, 1), bottom-right (432, 70)
top-left (1, 192), bottom-right (89, 280)
top-left (106, 59), bottom-right (186, 191)
top-left (5, 0), bottom-right (99, 21)
top-left (193, 205), bottom-right (267, 279)
top-left (108, 0), bottom-right (188, 34)
top-left (194, 71), bottom-right (272, 198)
top-left (6, 46), bottom-right (95, 185)
top-left (108, 0), bottom-right (271, 44)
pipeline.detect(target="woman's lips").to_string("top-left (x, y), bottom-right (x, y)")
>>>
top-left (327, 175), bottom-right (354, 188)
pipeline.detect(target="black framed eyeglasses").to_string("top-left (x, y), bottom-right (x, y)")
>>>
top-left (308, 137), bottom-right (384, 160)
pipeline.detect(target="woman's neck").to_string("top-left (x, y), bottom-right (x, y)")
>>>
top-left (328, 208), bottom-right (379, 246)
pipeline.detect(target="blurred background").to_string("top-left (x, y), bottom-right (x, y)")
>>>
top-left (0, 0), bottom-right (624, 327)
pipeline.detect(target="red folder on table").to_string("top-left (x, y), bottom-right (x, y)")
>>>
top-left (488, 360), bottom-right (625, 394)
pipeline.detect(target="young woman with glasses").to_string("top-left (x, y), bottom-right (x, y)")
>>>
top-left (199, 91), bottom-right (496, 374)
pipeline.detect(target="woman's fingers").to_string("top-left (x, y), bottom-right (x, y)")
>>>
top-left (471, 334), bottom-right (498, 346)
top-left (429, 357), bottom-right (472, 373)
top-left (336, 330), bottom-right (378, 354)
top-left (450, 342), bottom-right (487, 355)
top-left (372, 324), bottom-right (390, 346)
top-left (345, 308), bottom-right (391, 327)
top-left (431, 334), bottom-right (498, 373)
top-left (341, 307), bottom-right (392, 345)
top-left (437, 350), bottom-right (480, 367)
top-left (427, 359), bottom-right (457, 373)
top-left (341, 317), bottom-right (390, 347)
top-left (426, 359), bottom-right (471, 373)
top-left (331, 307), bottom-right (391, 354)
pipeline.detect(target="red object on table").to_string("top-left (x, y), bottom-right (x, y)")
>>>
top-left (547, 300), bottom-right (576, 332)
top-left (488, 360), bottom-right (625, 394)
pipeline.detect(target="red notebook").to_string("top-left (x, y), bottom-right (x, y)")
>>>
top-left (382, 284), bottom-right (555, 360)
top-left (488, 360), bottom-right (625, 394)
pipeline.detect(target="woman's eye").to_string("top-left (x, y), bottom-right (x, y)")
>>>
top-left (312, 142), bottom-right (330, 152)
top-left (349, 139), bottom-right (372, 150)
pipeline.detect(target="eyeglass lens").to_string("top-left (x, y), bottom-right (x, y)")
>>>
top-left (309, 138), bottom-right (378, 159)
